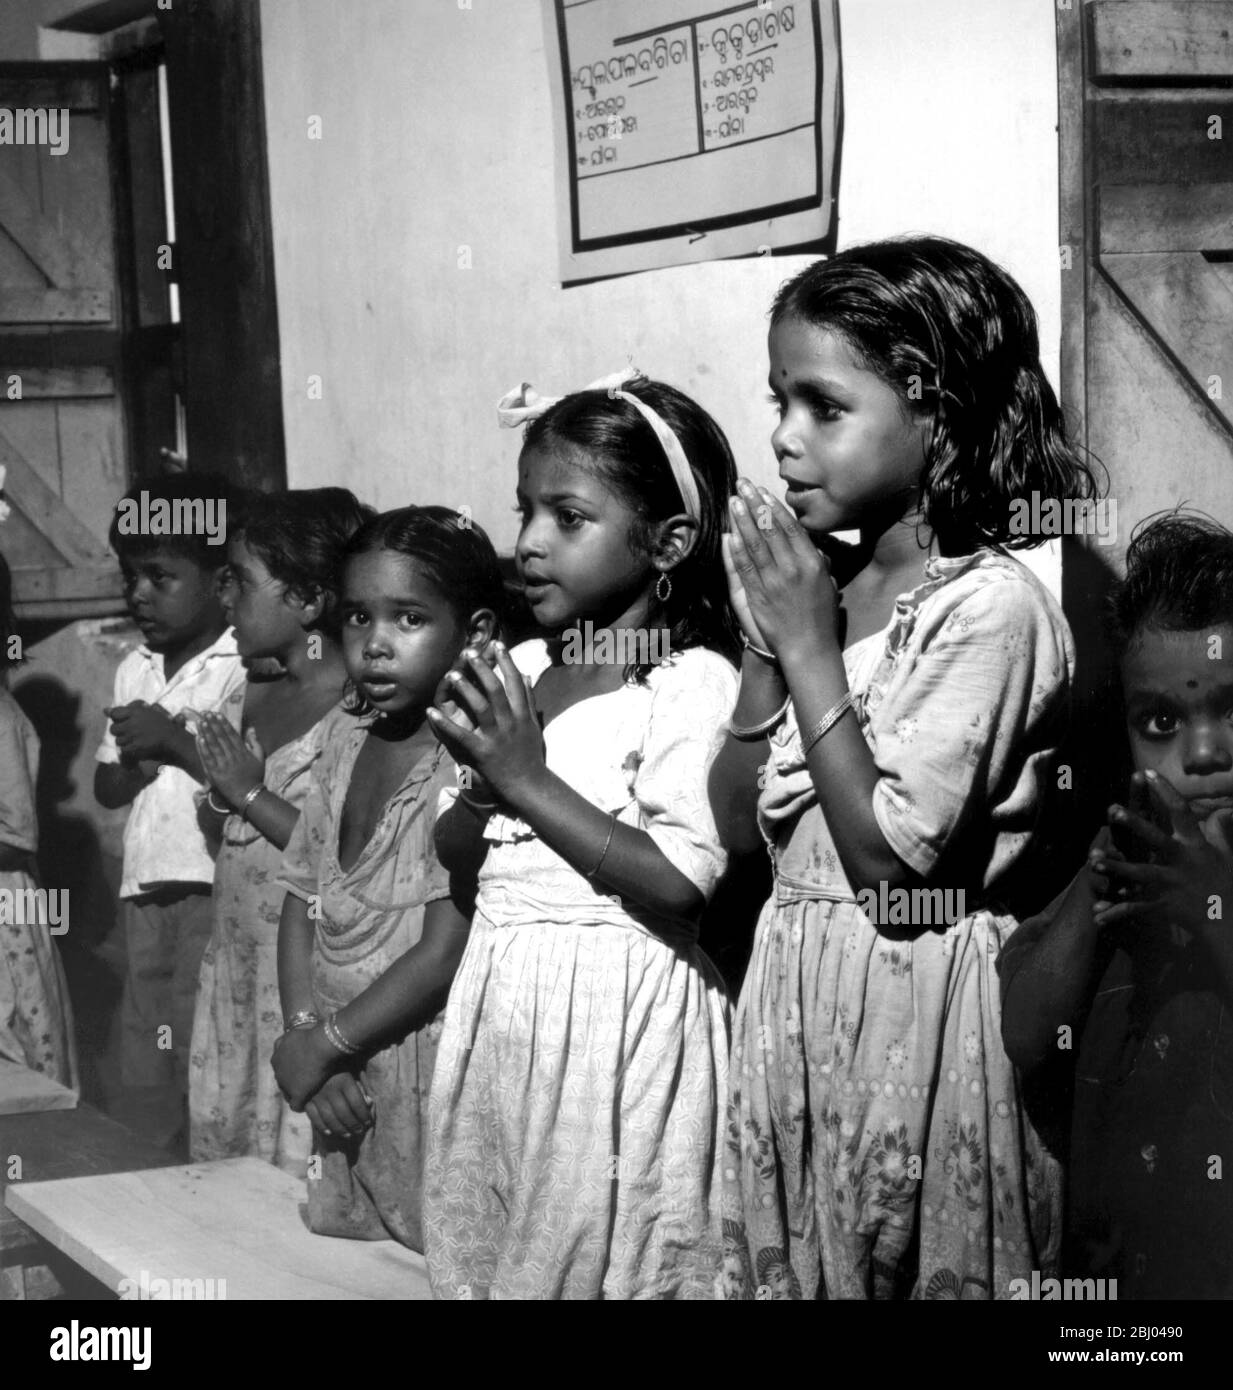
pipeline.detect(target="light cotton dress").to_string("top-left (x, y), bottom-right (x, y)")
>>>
top-left (721, 550), bottom-right (1072, 1300)
top-left (279, 720), bottom-right (456, 1252)
top-left (424, 641), bottom-right (738, 1300)
top-left (0, 687), bottom-right (77, 1089)
top-left (189, 696), bottom-right (354, 1175)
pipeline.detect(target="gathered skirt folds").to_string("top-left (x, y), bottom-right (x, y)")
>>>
top-left (426, 909), bottom-right (732, 1300)
top-left (720, 887), bottom-right (1062, 1300)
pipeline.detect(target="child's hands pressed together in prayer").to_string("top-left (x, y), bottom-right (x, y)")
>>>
top-left (1093, 770), bottom-right (1233, 941)
top-left (428, 642), bottom-right (547, 812)
top-left (105, 699), bottom-right (183, 764)
top-left (722, 477), bottom-right (841, 665)
top-left (195, 710), bottom-right (266, 808)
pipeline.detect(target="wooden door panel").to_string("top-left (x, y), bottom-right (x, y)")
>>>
top-left (1100, 184), bottom-right (1233, 252)
top-left (1093, 98), bottom-right (1233, 184)
top-left (0, 60), bottom-right (169, 619)
top-left (1057, 0), bottom-right (1233, 846)
top-left (1099, 252), bottom-right (1233, 434)
top-left (1090, 1), bottom-right (1233, 81)
top-left (1088, 273), bottom-right (1233, 524)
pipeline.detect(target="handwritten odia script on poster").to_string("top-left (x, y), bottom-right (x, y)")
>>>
top-left (543, 0), bottom-right (840, 282)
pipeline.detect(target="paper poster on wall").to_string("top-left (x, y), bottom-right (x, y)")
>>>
top-left (542, 0), bottom-right (840, 283)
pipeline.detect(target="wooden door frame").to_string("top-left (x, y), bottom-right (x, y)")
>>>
top-left (37, 0), bottom-right (287, 496)
top-left (156, 0), bottom-right (285, 494)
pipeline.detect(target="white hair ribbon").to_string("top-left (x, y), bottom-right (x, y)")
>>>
top-left (496, 368), bottom-right (701, 523)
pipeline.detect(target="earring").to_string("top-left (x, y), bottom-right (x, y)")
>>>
top-left (655, 571), bottom-right (672, 603)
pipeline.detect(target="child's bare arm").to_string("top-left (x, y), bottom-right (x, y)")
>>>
top-left (277, 891), bottom-right (317, 1023)
top-left (1000, 833), bottom-right (1112, 1070)
top-left (332, 895), bottom-right (471, 1048)
top-left (511, 776), bottom-right (705, 921)
top-left (94, 761), bottom-right (152, 809)
top-left (274, 894), bottom-right (471, 1113)
top-left (708, 652), bottom-right (784, 856)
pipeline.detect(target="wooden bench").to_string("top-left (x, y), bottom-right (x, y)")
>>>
top-left (0, 1058), bottom-right (78, 1116)
top-left (1, 1101), bottom-right (177, 1299)
top-left (5, 1156), bottom-right (433, 1300)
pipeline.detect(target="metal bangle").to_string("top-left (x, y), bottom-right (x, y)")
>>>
top-left (728, 694), bottom-right (791, 742)
top-left (800, 693), bottom-right (854, 757)
top-left (589, 812), bottom-right (618, 878)
top-left (283, 1010), bottom-right (320, 1032)
top-left (740, 634), bottom-right (778, 663)
top-left (205, 789), bottom-right (231, 816)
top-left (239, 783), bottom-right (265, 821)
top-left (458, 787), bottom-right (498, 814)
top-left (322, 1011), bottom-right (363, 1056)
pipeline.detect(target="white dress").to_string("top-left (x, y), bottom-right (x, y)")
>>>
top-left (424, 641), bottom-right (738, 1299)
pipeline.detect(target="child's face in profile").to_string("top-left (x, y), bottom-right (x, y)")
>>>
top-left (341, 548), bottom-right (468, 720)
top-left (1120, 622), bottom-right (1233, 821)
top-left (120, 545), bottom-right (226, 655)
top-left (514, 441), bottom-right (649, 631)
top-left (766, 314), bottom-right (931, 537)
top-left (221, 535), bottom-right (300, 659)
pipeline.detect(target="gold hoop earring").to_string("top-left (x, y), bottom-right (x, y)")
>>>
top-left (655, 571), bottom-right (672, 603)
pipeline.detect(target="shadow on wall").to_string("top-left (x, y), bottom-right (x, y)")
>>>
top-left (13, 673), bottom-right (121, 1107)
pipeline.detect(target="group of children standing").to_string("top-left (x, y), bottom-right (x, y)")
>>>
top-left (2, 235), bottom-right (1228, 1299)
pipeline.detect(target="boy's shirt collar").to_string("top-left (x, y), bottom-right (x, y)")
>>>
top-left (136, 627), bottom-right (238, 681)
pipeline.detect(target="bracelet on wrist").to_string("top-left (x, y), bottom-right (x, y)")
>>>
top-left (588, 811), bottom-right (618, 878)
top-left (239, 783), bottom-right (265, 821)
top-left (322, 1011), bottom-right (363, 1057)
top-left (458, 786), bottom-right (498, 814)
top-left (728, 694), bottom-right (792, 742)
top-left (283, 1009), bottom-right (320, 1032)
top-left (740, 633), bottom-right (778, 663)
top-left (800, 693), bottom-right (854, 757)
top-left (205, 789), bottom-right (231, 816)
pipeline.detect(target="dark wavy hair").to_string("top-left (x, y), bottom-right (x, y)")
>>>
top-left (522, 378), bottom-right (740, 680)
top-left (770, 236), bottom-right (1101, 552)
top-left (341, 505), bottom-right (506, 715)
top-left (232, 487), bottom-right (374, 637)
top-left (1108, 510), bottom-right (1233, 658)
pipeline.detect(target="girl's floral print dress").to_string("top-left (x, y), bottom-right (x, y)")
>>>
top-left (189, 697), bottom-right (353, 1175)
top-left (721, 551), bottom-right (1071, 1300)
top-left (425, 641), bottom-right (737, 1300)
top-left (0, 687), bottom-right (77, 1089)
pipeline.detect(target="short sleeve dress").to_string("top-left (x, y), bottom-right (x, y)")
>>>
top-left (721, 550), bottom-right (1073, 1300)
top-left (189, 697), bottom-right (354, 1175)
top-left (0, 686), bottom-right (77, 1088)
top-left (424, 641), bottom-right (738, 1300)
top-left (278, 720), bottom-right (456, 1253)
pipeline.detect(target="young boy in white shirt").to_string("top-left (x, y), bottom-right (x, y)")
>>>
top-left (95, 472), bottom-right (246, 1149)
